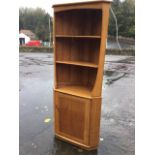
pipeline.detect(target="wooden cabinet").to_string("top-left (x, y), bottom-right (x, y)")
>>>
top-left (54, 92), bottom-right (101, 149)
top-left (52, 0), bottom-right (112, 150)
top-left (54, 92), bottom-right (90, 144)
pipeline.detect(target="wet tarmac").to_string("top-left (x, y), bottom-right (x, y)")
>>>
top-left (107, 40), bottom-right (135, 49)
top-left (19, 53), bottom-right (135, 155)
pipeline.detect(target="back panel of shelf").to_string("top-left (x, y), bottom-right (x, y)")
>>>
top-left (56, 64), bottom-right (97, 89)
top-left (55, 37), bottom-right (100, 65)
top-left (55, 9), bottom-right (102, 36)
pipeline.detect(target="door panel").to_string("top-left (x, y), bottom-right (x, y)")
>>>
top-left (55, 92), bottom-right (90, 144)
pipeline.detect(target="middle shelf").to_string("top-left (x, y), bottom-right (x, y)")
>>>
top-left (56, 60), bottom-right (98, 68)
top-left (55, 37), bottom-right (100, 66)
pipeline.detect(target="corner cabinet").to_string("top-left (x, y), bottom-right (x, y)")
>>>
top-left (52, 0), bottom-right (112, 150)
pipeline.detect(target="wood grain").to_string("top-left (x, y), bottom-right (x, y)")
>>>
top-left (53, 1), bottom-right (111, 150)
top-left (56, 60), bottom-right (98, 68)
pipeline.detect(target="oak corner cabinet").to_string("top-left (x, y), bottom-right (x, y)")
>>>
top-left (52, 0), bottom-right (112, 150)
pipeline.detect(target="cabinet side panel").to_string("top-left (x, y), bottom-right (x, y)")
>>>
top-left (92, 3), bottom-right (111, 97)
top-left (54, 91), bottom-right (59, 133)
top-left (53, 12), bottom-right (57, 88)
top-left (89, 98), bottom-right (102, 146)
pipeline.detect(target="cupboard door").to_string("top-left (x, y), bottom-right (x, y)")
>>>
top-left (54, 92), bottom-right (90, 144)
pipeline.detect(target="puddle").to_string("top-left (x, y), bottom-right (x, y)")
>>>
top-left (104, 70), bottom-right (126, 85)
top-left (49, 138), bottom-right (98, 155)
top-left (107, 57), bottom-right (135, 64)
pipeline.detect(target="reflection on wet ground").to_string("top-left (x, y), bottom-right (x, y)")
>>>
top-left (19, 53), bottom-right (135, 155)
top-left (107, 40), bottom-right (135, 49)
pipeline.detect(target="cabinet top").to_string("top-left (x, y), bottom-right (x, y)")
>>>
top-left (52, 0), bottom-right (112, 7)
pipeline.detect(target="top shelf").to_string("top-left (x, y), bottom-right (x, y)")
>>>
top-left (55, 35), bottom-right (101, 39)
top-left (55, 9), bottom-right (102, 36)
top-left (53, 0), bottom-right (112, 7)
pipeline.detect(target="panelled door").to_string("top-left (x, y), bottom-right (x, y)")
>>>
top-left (54, 92), bottom-right (90, 145)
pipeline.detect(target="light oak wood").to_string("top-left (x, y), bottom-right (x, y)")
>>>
top-left (55, 85), bottom-right (92, 98)
top-left (54, 92), bottom-right (101, 149)
top-left (53, 1), bottom-right (112, 12)
top-left (53, 1), bottom-right (111, 150)
top-left (56, 35), bottom-right (101, 38)
top-left (56, 37), bottom-right (99, 65)
top-left (56, 64), bottom-right (97, 90)
top-left (92, 3), bottom-right (111, 97)
top-left (56, 60), bottom-right (98, 68)
top-left (53, 0), bottom-right (112, 7)
top-left (55, 9), bottom-right (102, 36)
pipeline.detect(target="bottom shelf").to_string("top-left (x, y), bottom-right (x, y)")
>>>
top-left (54, 85), bottom-right (92, 98)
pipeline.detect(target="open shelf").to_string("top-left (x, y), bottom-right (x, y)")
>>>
top-left (55, 85), bottom-right (92, 98)
top-left (55, 9), bottom-right (102, 36)
top-left (55, 35), bottom-right (101, 39)
top-left (56, 37), bottom-right (100, 65)
top-left (54, 8), bottom-right (102, 98)
top-left (56, 64), bottom-right (97, 96)
top-left (56, 60), bottom-right (98, 68)
top-left (53, 1), bottom-right (112, 149)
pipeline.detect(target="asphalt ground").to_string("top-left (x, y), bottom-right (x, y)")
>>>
top-left (19, 53), bottom-right (135, 155)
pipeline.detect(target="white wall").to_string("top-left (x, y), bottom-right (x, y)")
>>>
top-left (19, 33), bottom-right (30, 44)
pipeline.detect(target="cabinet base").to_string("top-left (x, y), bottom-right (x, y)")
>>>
top-left (55, 134), bottom-right (98, 151)
top-left (54, 91), bottom-right (101, 150)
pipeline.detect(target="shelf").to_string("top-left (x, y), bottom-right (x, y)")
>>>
top-left (55, 35), bottom-right (101, 39)
top-left (56, 38), bottom-right (99, 65)
top-left (55, 9), bottom-right (102, 36)
top-left (56, 60), bottom-right (98, 68)
top-left (55, 9), bottom-right (101, 95)
top-left (54, 85), bottom-right (92, 98)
